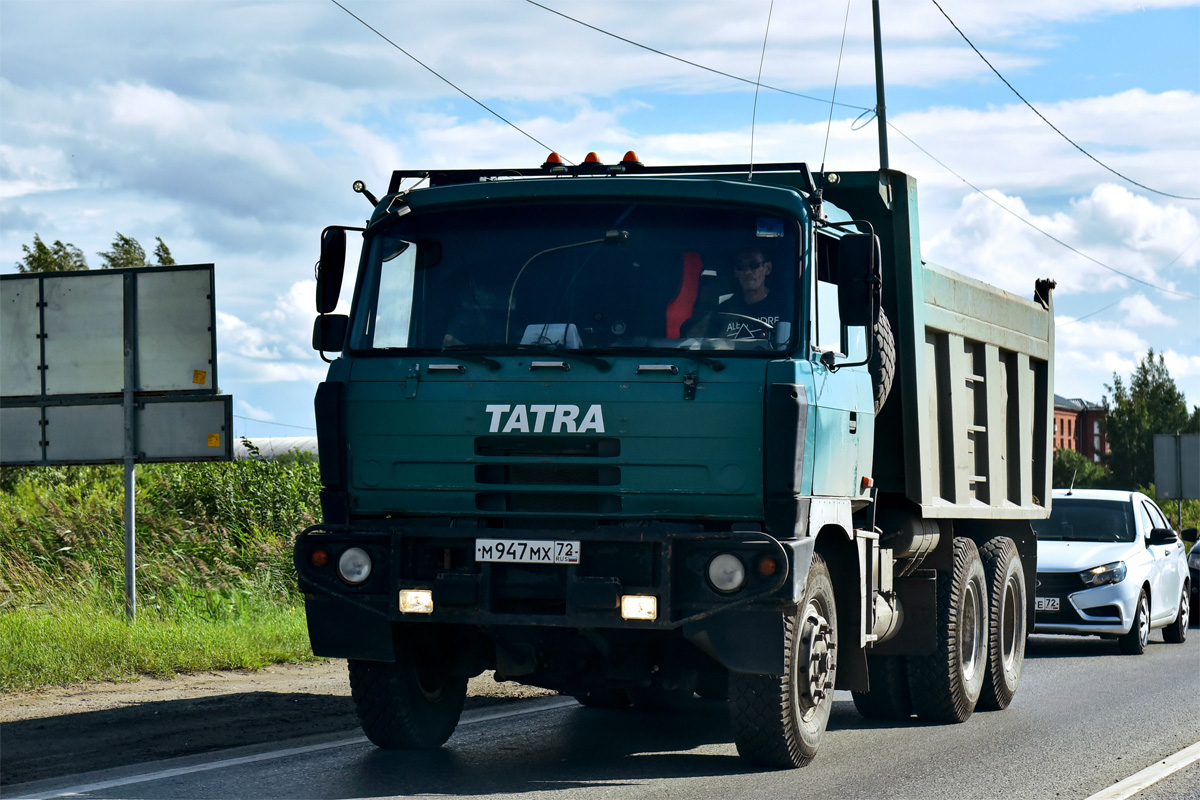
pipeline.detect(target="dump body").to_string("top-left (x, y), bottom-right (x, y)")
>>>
top-left (296, 161), bottom-right (1053, 765)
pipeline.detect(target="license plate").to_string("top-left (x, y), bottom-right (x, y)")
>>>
top-left (1036, 597), bottom-right (1060, 612)
top-left (475, 538), bottom-right (580, 565)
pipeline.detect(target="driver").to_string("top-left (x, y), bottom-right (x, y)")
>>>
top-left (685, 248), bottom-right (788, 339)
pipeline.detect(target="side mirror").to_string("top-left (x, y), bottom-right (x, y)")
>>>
top-left (316, 227), bottom-right (347, 314)
top-left (1180, 527), bottom-right (1198, 545)
top-left (836, 233), bottom-right (881, 329)
top-left (312, 314), bottom-right (348, 353)
top-left (1147, 527), bottom-right (1179, 546)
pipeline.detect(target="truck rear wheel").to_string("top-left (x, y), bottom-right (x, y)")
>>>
top-left (730, 554), bottom-right (837, 768)
top-left (977, 536), bottom-right (1026, 710)
top-left (348, 651), bottom-right (467, 749)
top-left (906, 537), bottom-right (988, 723)
top-left (851, 654), bottom-right (911, 720)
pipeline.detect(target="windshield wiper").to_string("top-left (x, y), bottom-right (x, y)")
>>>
top-left (439, 346), bottom-right (501, 371)
top-left (516, 345), bottom-right (612, 372)
top-left (674, 351), bottom-right (725, 371)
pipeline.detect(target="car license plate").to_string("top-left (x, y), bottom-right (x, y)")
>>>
top-left (1035, 596), bottom-right (1060, 612)
top-left (475, 538), bottom-right (580, 565)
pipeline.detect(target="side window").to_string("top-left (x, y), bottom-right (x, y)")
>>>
top-left (373, 242), bottom-right (418, 348)
top-left (1138, 503), bottom-right (1155, 539)
top-left (1147, 501), bottom-right (1171, 532)
top-left (814, 279), bottom-right (842, 353)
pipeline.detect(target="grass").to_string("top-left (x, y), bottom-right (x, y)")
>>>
top-left (0, 446), bottom-right (322, 692)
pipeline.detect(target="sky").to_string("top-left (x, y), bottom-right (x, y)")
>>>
top-left (2, 0), bottom-right (1198, 441)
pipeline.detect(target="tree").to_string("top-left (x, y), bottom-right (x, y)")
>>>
top-left (153, 236), bottom-right (176, 266)
top-left (15, 234), bottom-right (88, 273)
top-left (1052, 447), bottom-right (1108, 490)
top-left (99, 232), bottom-right (148, 269)
top-left (1103, 349), bottom-right (1199, 489)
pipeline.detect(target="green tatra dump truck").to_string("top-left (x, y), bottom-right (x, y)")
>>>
top-left (295, 155), bottom-right (1054, 767)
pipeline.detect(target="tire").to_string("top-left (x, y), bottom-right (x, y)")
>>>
top-left (1162, 585), bottom-right (1189, 644)
top-left (730, 554), bottom-right (837, 769)
top-left (574, 688), bottom-right (632, 709)
top-left (348, 652), bottom-right (467, 749)
top-left (870, 309), bottom-right (896, 413)
top-left (851, 654), bottom-right (912, 720)
top-left (1117, 590), bottom-right (1150, 655)
top-left (977, 536), bottom-right (1026, 711)
top-left (907, 537), bottom-right (988, 723)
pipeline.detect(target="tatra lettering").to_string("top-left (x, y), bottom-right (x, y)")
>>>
top-left (484, 404), bottom-right (606, 434)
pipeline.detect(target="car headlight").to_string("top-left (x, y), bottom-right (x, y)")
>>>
top-left (337, 547), bottom-right (373, 585)
top-left (1080, 561), bottom-right (1126, 587)
top-left (707, 553), bottom-right (747, 594)
top-left (1188, 548), bottom-right (1200, 571)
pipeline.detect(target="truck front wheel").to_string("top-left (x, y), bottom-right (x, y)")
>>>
top-left (906, 537), bottom-right (988, 723)
top-left (730, 554), bottom-right (837, 768)
top-left (977, 536), bottom-right (1026, 710)
top-left (348, 650), bottom-right (467, 749)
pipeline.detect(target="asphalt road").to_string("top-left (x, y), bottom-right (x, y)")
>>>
top-left (10, 630), bottom-right (1200, 800)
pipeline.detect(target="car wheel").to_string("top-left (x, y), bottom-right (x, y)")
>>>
top-left (977, 536), bottom-right (1026, 711)
top-left (1162, 585), bottom-right (1189, 644)
top-left (1117, 590), bottom-right (1150, 655)
top-left (907, 537), bottom-right (989, 723)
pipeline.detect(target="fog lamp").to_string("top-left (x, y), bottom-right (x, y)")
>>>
top-left (621, 595), bottom-right (658, 620)
top-left (336, 547), bottom-right (372, 584)
top-left (707, 553), bottom-right (747, 593)
top-left (399, 589), bottom-right (434, 614)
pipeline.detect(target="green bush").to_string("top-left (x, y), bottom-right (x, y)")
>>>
top-left (0, 451), bottom-right (322, 689)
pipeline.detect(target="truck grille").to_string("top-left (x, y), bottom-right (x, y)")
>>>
top-left (475, 464), bottom-right (620, 486)
top-left (474, 436), bottom-right (620, 458)
top-left (475, 492), bottom-right (622, 514)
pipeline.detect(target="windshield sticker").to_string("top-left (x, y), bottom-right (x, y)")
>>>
top-left (756, 217), bottom-right (784, 237)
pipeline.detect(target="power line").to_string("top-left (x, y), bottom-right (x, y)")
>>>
top-left (522, 0), bottom-right (871, 113)
top-left (525, 0), bottom-right (1196, 300)
top-left (928, 0), bottom-right (1200, 202)
top-left (747, 0), bottom-right (776, 177)
top-left (328, 0), bottom-right (564, 160)
top-left (887, 121), bottom-right (1197, 300)
top-left (234, 414), bottom-right (316, 432)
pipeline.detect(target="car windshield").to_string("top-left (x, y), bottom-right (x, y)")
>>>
top-left (1032, 499), bottom-right (1137, 543)
top-left (348, 202), bottom-right (800, 355)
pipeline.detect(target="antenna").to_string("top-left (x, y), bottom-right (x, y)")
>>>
top-left (871, 0), bottom-right (890, 170)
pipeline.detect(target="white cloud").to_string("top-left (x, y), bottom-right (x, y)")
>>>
top-left (1118, 294), bottom-right (1177, 327)
top-left (236, 400), bottom-right (276, 423)
top-left (1163, 349), bottom-right (1200, 379)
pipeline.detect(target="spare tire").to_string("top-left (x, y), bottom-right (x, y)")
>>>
top-left (870, 309), bottom-right (896, 413)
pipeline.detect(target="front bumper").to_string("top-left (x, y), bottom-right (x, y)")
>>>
top-left (295, 522), bottom-right (812, 671)
top-left (1033, 571), bottom-right (1136, 636)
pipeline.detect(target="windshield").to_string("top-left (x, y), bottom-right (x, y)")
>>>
top-left (1032, 499), bottom-right (1137, 543)
top-left (349, 202), bottom-right (800, 354)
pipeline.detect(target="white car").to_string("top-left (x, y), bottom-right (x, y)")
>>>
top-left (1032, 489), bottom-right (1190, 654)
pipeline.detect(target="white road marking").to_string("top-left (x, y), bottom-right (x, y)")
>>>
top-left (1083, 740), bottom-right (1200, 800)
top-left (11, 696), bottom-right (579, 800)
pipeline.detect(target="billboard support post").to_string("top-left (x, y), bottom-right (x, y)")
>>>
top-left (123, 272), bottom-right (139, 622)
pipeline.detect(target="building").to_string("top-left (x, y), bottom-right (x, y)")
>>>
top-left (1053, 395), bottom-right (1107, 463)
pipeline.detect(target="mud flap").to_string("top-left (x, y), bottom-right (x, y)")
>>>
top-left (305, 593), bottom-right (395, 662)
top-left (682, 538), bottom-right (816, 675)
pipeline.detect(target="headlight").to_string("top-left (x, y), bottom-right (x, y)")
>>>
top-left (337, 547), bottom-right (373, 584)
top-left (1188, 548), bottom-right (1200, 571)
top-left (1080, 561), bottom-right (1126, 587)
top-left (707, 553), bottom-right (747, 594)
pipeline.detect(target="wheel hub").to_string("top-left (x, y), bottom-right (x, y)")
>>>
top-left (797, 608), bottom-right (835, 719)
